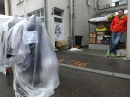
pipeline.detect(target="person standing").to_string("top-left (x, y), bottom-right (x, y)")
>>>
top-left (106, 9), bottom-right (127, 58)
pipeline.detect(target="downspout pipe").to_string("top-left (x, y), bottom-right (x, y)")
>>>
top-left (44, 0), bottom-right (48, 30)
top-left (70, 0), bottom-right (74, 48)
top-left (69, 0), bottom-right (71, 39)
top-left (4, 0), bottom-right (9, 15)
top-left (126, 0), bottom-right (130, 59)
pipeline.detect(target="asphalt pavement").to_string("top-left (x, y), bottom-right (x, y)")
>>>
top-left (1, 66), bottom-right (130, 97)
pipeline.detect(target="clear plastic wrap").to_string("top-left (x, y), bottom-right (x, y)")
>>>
top-left (0, 15), bottom-right (20, 66)
top-left (89, 14), bottom-right (115, 22)
top-left (7, 15), bottom-right (60, 97)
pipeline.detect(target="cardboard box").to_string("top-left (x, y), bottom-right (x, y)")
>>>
top-left (74, 45), bottom-right (80, 49)
top-left (56, 40), bottom-right (67, 48)
top-left (90, 32), bottom-right (96, 37)
top-left (98, 23), bottom-right (105, 28)
top-left (6, 67), bottom-right (13, 76)
top-left (89, 37), bottom-right (96, 44)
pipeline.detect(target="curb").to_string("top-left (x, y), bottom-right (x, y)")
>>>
top-left (59, 63), bottom-right (130, 80)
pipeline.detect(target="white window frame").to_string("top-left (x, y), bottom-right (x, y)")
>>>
top-left (54, 15), bottom-right (62, 19)
top-left (54, 8), bottom-right (63, 23)
top-left (27, 9), bottom-right (44, 22)
top-left (86, 0), bottom-right (90, 5)
top-left (17, 0), bottom-right (23, 3)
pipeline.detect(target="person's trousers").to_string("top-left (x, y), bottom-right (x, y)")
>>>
top-left (109, 32), bottom-right (122, 54)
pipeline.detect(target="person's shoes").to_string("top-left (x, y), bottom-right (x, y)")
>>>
top-left (106, 50), bottom-right (110, 57)
top-left (111, 54), bottom-right (116, 58)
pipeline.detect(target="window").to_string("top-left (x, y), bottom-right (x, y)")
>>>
top-left (27, 9), bottom-right (44, 22)
top-left (54, 17), bottom-right (62, 23)
top-left (54, 8), bottom-right (63, 23)
top-left (37, 11), bottom-right (40, 17)
top-left (17, 0), bottom-right (23, 3)
top-left (54, 10), bottom-right (62, 16)
top-left (121, 0), bottom-right (127, 4)
top-left (115, 1), bottom-right (120, 6)
top-left (41, 10), bottom-right (44, 16)
top-left (86, 0), bottom-right (90, 5)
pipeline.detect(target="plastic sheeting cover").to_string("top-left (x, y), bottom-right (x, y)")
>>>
top-left (7, 15), bottom-right (60, 97)
top-left (89, 14), bottom-right (115, 22)
top-left (89, 16), bottom-right (108, 22)
top-left (68, 48), bottom-right (83, 51)
top-left (0, 15), bottom-right (20, 66)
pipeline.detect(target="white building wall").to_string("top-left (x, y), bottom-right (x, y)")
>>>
top-left (25, 0), bottom-right (44, 14)
top-left (10, 1), bottom-right (24, 16)
top-left (9, 0), bottom-right (112, 47)
top-left (10, 0), bottom-right (44, 17)
top-left (98, 0), bottom-right (112, 9)
top-left (74, 0), bottom-right (98, 46)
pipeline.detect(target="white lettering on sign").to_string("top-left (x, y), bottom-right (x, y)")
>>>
top-left (23, 31), bottom-right (38, 44)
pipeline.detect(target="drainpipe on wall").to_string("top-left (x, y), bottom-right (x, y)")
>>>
top-left (44, 0), bottom-right (48, 30)
top-left (4, 0), bottom-right (9, 15)
top-left (70, 0), bottom-right (74, 48)
top-left (24, 0), bottom-right (26, 17)
top-left (126, 0), bottom-right (130, 59)
top-left (68, 0), bottom-right (71, 44)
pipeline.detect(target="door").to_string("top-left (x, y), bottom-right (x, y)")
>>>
top-left (54, 9), bottom-right (63, 41)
